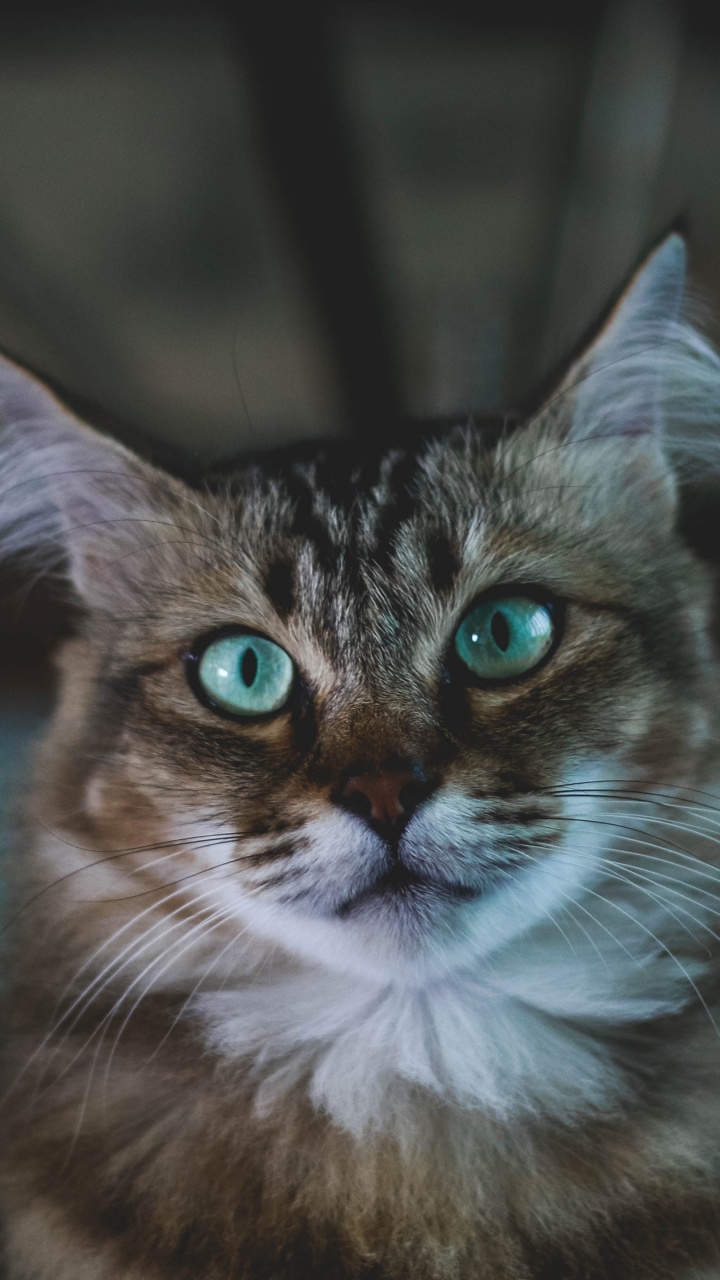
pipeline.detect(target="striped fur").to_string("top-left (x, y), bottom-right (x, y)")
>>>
top-left (2, 235), bottom-right (720, 1277)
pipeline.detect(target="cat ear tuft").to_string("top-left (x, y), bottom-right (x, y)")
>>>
top-left (533, 232), bottom-right (720, 521)
top-left (0, 355), bottom-right (188, 607)
top-left (566, 232), bottom-right (687, 443)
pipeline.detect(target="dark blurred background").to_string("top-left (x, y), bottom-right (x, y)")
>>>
top-left (2, 0), bottom-right (720, 821)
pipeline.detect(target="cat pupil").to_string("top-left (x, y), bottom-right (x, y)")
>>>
top-left (490, 610), bottom-right (510, 652)
top-left (241, 646), bottom-right (258, 687)
top-left (8, 234), bottom-right (720, 1280)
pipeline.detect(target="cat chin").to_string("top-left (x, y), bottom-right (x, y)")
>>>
top-left (162, 764), bottom-right (619, 985)
top-left (192, 823), bottom-right (703, 1137)
top-left (230, 789), bottom-right (613, 985)
top-left (161, 756), bottom-right (707, 996)
top-left (226, 839), bottom-right (603, 986)
top-left (192, 894), bottom-right (697, 1138)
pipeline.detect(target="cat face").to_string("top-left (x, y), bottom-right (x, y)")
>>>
top-left (0, 233), bottom-right (716, 986)
top-left (41, 416), bottom-right (708, 984)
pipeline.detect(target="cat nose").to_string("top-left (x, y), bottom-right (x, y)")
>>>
top-left (337, 764), bottom-right (436, 836)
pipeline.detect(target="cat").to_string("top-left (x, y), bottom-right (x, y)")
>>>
top-left (2, 233), bottom-right (720, 1279)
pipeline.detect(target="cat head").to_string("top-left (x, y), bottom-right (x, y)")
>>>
top-left (1, 233), bottom-right (718, 984)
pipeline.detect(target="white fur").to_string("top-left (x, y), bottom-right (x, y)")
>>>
top-left (191, 764), bottom-right (713, 1136)
top-left (4, 238), bottom-right (720, 1144)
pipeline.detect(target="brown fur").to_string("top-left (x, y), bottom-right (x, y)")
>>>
top-left (3, 237), bottom-right (720, 1277)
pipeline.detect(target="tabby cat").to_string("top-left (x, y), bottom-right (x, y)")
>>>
top-left (2, 235), bottom-right (720, 1279)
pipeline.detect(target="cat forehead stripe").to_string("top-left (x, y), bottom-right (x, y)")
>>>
top-left (255, 438), bottom-right (476, 576)
top-left (6, 235), bottom-right (720, 1279)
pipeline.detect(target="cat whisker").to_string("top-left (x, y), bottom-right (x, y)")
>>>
top-left (98, 906), bottom-right (244, 1097)
top-left (552, 813), bottom-right (720, 878)
top-left (553, 792), bottom-right (720, 834)
top-left (35, 894), bottom-right (250, 1116)
top-left (527, 839), bottom-right (712, 952)
top-left (23, 892), bottom-right (232, 1096)
top-left (458, 856), bottom-right (639, 974)
top-left (497, 868), bottom-right (584, 965)
top-left (93, 888), bottom-right (280, 1093)
top-left (9, 873), bottom-right (260, 1110)
top-left (107, 893), bottom-right (285, 1088)
top-left (516, 848), bottom-right (670, 967)
top-left (555, 899), bottom-right (614, 974)
top-left (564, 821), bottom-right (720, 879)
top-left (87, 852), bottom-right (275, 903)
top-left (584, 884), bottom-right (720, 1039)
top-left (0, 827), bottom-right (266, 938)
top-left (545, 780), bottom-right (720, 811)
top-left (44, 881), bottom-right (237, 1030)
top-left (529, 833), bottom-right (720, 918)
top-left (5, 825), bottom-right (301, 1101)
top-left (517, 843), bottom-right (719, 1033)
top-left (560, 850), bottom-right (718, 951)
top-left (491, 864), bottom-right (605, 967)
top-left (65, 906), bottom-right (244, 1161)
top-left (554, 803), bottom-right (720, 837)
top-left (597, 853), bottom-right (720, 913)
top-left (142, 927), bottom-right (255, 1068)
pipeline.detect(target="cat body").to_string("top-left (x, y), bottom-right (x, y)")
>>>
top-left (3, 235), bottom-right (720, 1277)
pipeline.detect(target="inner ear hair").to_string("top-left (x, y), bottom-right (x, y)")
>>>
top-left (0, 353), bottom-right (205, 612)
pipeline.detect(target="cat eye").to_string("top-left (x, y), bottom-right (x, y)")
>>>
top-left (190, 630), bottom-right (295, 718)
top-left (453, 594), bottom-right (556, 683)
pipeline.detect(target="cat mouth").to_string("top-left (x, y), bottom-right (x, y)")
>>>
top-left (335, 865), bottom-right (485, 917)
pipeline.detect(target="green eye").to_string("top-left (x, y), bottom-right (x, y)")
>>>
top-left (195, 632), bottom-right (294, 717)
top-left (454, 596), bottom-right (556, 682)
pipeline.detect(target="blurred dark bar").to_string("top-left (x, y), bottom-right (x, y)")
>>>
top-left (1, 0), bottom-right (720, 681)
top-left (227, 0), bottom-right (401, 437)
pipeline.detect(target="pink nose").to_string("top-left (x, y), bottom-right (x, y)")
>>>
top-left (339, 769), bottom-right (417, 825)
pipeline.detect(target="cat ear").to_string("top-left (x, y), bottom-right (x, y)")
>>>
top-left (529, 233), bottom-right (720, 522)
top-left (563, 232), bottom-right (687, 444)
top-left (0, 355), bottom-right (192, 608)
